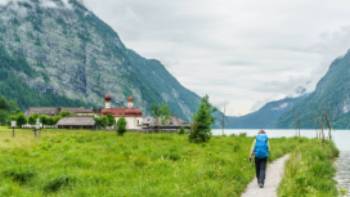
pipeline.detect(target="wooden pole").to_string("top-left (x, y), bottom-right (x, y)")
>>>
top-left (320, 116), bottom-right (325, 141)
top-left (323, 112), bottom-right (332, 140)
top-left (221, 104), bottom-right (226, 136)
top-left (293, 111), bottom-right (301, 137)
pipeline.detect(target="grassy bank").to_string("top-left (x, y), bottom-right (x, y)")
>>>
top-left (0, 127), bottom-right (302, 197)
top-left (278, 139), bottom-right (339, 197)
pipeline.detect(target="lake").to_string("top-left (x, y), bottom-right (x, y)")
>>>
top-left (212, 129), bottom-right (350, 196)
top-left (212, 129), bottom-right (350, 151)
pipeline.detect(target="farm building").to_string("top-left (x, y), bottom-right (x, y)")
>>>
top-left (26, 107), bottom-right (60, 116)
top-left (60, 108), bottom-right (95, 117)
top-left (25, 107), bottom-right (95, 117)
top-left (57, 117), bottom-right (96, 129)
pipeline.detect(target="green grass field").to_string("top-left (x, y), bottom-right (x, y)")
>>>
top-left (0, 127), bottom-right (338, 196)
top-left (278, 139), bottom-right (339, 197)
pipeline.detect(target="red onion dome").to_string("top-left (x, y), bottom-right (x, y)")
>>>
top-left (104, 95), bottom-right (112, 102)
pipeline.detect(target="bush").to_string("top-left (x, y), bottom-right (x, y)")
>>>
top-left (164, 151), bottom-right (181, 161)
top-left (178, 127), bottom-right (186, 135)
top-left (0, 97), bottom-right (19, 125)
top-left (93, 115), bottom-right (117, 129)
top-left (44, 175), bottom-right (74, 193)
top-left (39, 115), bottom-right (58, 126)
top-left (13, 113), bottom-right (27, 127)
top-left (3, 167), bottom-right (36, 184)
top-left (28, 114), bottom-right (39, 125)
top-left (106, 114), bottom-right (116, 127)
top-left (59, 111), bottom-right (71, 118)
top-left (116, 117), bottom-right (127, 136)
top-left (95, 116), bottom-right (108, 128)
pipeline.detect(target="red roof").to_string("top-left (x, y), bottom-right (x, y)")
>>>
top-left (101, 108), bottom-right (142, 117)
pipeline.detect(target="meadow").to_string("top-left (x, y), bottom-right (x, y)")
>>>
top-left (0, 127), bottom-right (338, 197)
top-left (278, 139), bottom-right (339, 197)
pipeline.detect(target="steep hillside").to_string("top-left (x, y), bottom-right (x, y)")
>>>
top-left (277, 50), bottom-right (350, 128)
top-left (228, 49), bottom-right (350, 129)
top-left (0, 0), bottom-right (200, 120)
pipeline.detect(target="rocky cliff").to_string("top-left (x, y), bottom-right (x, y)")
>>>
top-left (0, 0), bottom-right (200, 120)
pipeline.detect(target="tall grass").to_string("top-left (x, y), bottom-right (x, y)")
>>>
top-left (0, 128), bottom-right (336, 196)
top-left (278, 139), bottom-right (339, 197)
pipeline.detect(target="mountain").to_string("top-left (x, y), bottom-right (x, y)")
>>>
top-left (277, 50), bottom-right (350, 129)
top-left (0, 0), bottom-right (200, 120)
top-left (227, 96), bottom-right (305, 128)
top-left (228, 49), bottom-right (350, 129)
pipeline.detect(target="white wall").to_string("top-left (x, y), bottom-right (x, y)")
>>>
top-left (115, 117), bottom-right (143, 130)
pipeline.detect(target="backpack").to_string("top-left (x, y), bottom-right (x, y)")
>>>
top-left (254, 134), bottom-right (269, 158)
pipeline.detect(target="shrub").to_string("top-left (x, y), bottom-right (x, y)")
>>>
top-left (28, 114), bottom-right (38, 125)
top-left (0, 97), bottom-right (18, 125)
top-left (178, 127), bottom-right (186, 135)
top-left (14, 113), bottom-right (27, 127)
top-left (95, 116), bottom-right (111, 129)
top-left (44, 175), bottom-right (74, 193)
top-left (116, 117), bottom-right (127, 136)
top-left (38, 115), bottom-right (58, 126)
top-left (3, 167), bottom-right (36, 184)
top-left (59, 111), bottom-right (71, 118)
top-left (164, 151), bottom-right (181, 161)
top-left (106, 114), bottom-right (116, 127)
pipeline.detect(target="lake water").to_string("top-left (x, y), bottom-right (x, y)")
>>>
top-left (213, 129), bottom-right (350, 195)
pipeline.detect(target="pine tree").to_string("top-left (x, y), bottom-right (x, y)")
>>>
top-left (189, 95), bottom-right (214, 143)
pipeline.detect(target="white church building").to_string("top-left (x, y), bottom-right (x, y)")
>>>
top-left (100, 96), bottom-right (143, 130)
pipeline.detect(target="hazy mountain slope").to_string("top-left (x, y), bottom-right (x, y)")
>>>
top-left (277, 50), bottom-right (350, 128)
top-left (0, 0), bottom-right (200, 120)
top-left (227, 96), bottom-right (304, 128)
top-left (228, 49), bottom-right (350, 129)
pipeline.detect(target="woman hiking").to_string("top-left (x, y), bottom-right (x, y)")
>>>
top-left (249, 129), bottom-right (270, 188)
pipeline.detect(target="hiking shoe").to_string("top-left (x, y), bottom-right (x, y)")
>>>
top-left (259, 183), bottom-right (264, 188)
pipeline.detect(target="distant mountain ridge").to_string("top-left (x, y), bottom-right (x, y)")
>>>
top-left (227, 96), bottom-right (305, 128)
top-left (228, 50), bottom-right (350, 129)
top-left (0, 0), bottom-right (200, 120)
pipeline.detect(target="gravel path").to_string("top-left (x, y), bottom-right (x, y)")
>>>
top-left (241, 155), bottom-right (290, 197)
top-left (336, 151), bottom-right (350, 197)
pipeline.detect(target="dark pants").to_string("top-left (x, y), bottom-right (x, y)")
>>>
top-left (255, 157), bottom-right (267, 185)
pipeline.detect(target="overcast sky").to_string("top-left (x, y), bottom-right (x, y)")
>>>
top-left (84, 0), bottom-right (350, 116)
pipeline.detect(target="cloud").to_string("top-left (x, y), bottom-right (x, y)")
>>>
top-left (83, 0), bottom-right (350, 115)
